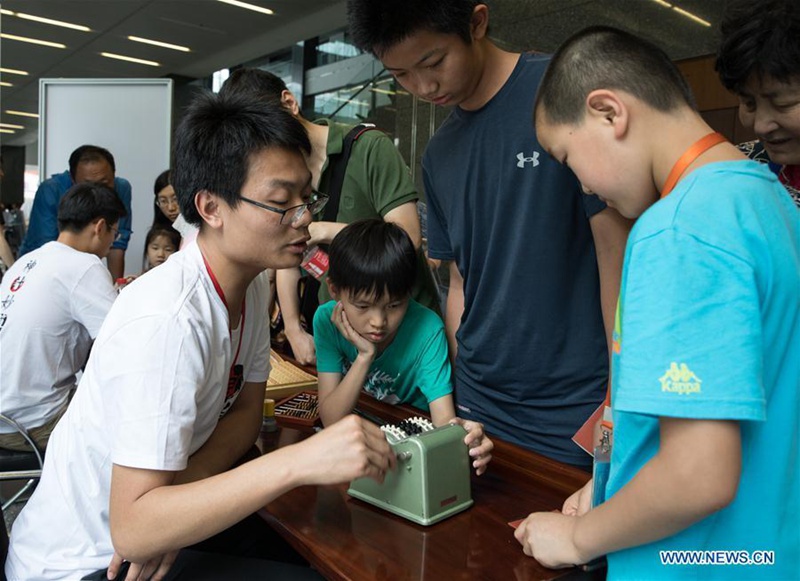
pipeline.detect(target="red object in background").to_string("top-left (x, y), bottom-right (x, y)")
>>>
top-left (301, 246), bottom-right (329, 279)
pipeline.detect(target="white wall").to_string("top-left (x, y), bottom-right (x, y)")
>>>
top-left (40, 79), bottom-right (172, 276)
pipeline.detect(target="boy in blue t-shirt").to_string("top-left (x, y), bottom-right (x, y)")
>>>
top-left (514, 27), bottom-right (800, 580)
top-left (314, 219), bottom-right (493, 474)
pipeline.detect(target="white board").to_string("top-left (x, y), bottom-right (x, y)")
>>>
top-left (39, 78), bottom-right (173, 276)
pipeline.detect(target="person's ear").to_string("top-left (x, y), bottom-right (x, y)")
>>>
top-left (92, 217), bottom-right (108, 239)
top-left (281, 90), bottom-right (300, 117)
top-left (194, 190), bottom-right (223, 229)
top-left (326, 279), bottom-right (340, 300)
top-left (470, 4), bottom-right (490, 41)
top-left (586, 89), bottom-right (629, 139)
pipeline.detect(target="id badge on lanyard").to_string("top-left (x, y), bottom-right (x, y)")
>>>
top-left (592, 405), bottom-right (613, 508)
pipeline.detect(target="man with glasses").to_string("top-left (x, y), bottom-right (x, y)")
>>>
top-left (220, 68), bottom-right (441, 366)
top-left (6, 91), bottom-right (395, 581)
top-left (239, 188), bottom-right (330, 226)
top-left (0, 183), bottom-right (125, 453)
top-left (20, 144), bottom-right (133, 280)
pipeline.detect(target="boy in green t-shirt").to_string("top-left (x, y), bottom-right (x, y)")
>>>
top-left (314, 219), bottom-right (493, 474)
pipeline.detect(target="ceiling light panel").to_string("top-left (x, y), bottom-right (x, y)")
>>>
top-left (0, 33), bottom-right (67, 49)
top-left (14, 12), bottom-right (91, 32)
top-left (5, 110), bottom-right (39, 118)
top-left (100, 52), bottom-right (161, 67)
top-left (217, 0), bottom-right (274, 16)
top-left (128, 36), bottom-right (191, 52)
top-left (672, 7), bottom-right (711, 27)
top-left (0, 67), bottom-right (29, 76)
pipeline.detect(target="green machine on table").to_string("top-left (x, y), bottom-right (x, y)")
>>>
top-left (348, 417), bottom-right (473, 526)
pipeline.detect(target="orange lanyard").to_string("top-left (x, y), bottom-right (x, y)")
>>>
top-left (660, 132), bottom-right (727, 198)
top-left (602, 131), bottom-right (727, 424)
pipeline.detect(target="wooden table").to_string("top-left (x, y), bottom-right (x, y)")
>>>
top-left (259, 395), bottom-right (600, 581)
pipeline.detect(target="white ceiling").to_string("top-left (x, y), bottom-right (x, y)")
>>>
top-left (0, 0), bottom-right (346, 147)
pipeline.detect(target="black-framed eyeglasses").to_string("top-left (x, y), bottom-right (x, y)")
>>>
top-left (239, 190), bottom-right (329, 226)
top-left (109, 226), bottom-right (122, 242)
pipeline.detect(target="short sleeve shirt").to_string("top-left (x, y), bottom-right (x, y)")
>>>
top-left (420, 53), bottom-right (608, 464)
top-left (6, 242), bottom-right (272, 580)
top-left (605, 162), bottom-right (800, 580)
top-left (314, 300), bottom-right (451, 411)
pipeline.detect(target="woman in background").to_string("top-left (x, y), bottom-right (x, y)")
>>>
top-left (152, 170), bottom-right (180, 225)
top-left (716, 0), bottom-right (800, 207)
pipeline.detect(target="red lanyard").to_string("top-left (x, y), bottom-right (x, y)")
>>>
top-left (202, 253), bottom-right (246, 366)
top-left (602, 131), bottom-right (727, 422)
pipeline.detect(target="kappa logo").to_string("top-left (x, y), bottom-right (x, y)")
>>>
top-left (659, 362), bottom-right (702, 395)
top-left (516, 151), bottom-right (540, 168)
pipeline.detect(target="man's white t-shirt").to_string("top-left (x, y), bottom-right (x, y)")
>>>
top-left (0, 241), bottom-right (117, 433)
top-left (172, 213), bottom-right (199, 250)
top-left (6, 242), bottom-right (271, 580)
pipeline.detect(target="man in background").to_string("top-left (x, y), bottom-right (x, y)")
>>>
top-left (220, 68), bottom-right (441, 366)
top-left (19, 144), bottom-right (133, 279)
top-left (0, 182), bottom-right (124, 451)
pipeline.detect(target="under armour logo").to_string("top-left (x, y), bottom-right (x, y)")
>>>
top-left (516, 151), bottom-right (540, 168)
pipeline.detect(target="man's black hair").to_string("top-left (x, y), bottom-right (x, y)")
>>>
top-left (171, 91), bottom-right (311, 227)
top-left (57, 182), bottom-right (127, 233)
top-left (219, 68), bottom-right (288, 107)
top-left (535, 26), bottom-right (696, 126)
top-left (715, 0), bottom-right (800, 93)
top-left (347, 0), bottom-right (480, 57)
top-left (328, 218), bottom-right (417, 299)
top-left (68, 145), bottom-right (116, 180)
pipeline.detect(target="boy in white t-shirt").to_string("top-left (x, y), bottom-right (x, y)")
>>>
top-left (6, 92), bottom-right (396, 581)
top-left (0, 182), bottom-right (125, 451)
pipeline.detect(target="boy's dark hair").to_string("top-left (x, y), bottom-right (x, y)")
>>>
top-left (219, 68), bottom-right (288, 107)
top-left (171, 91), bottom-right (311, 227)
top-left (715, 0), bottom-right (800, 94)
top-left (144, 225), bottom-right (181, 251)
top-left (57, 182), bottom-right (127, 233)
top-left (328, 218), bottom-right (417, 299)
top-left (68, 145), bottom-right (116, 180)
top-left (347, 0), bottom-right (480, 57)
top-left (535, 26), bottom-right (695, 126)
